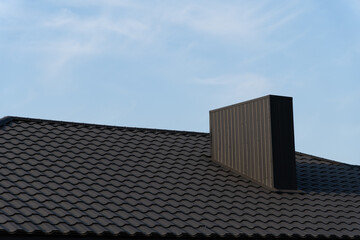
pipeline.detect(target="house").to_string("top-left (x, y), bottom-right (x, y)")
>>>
top-left (0, 95), bottom-right (359, 239)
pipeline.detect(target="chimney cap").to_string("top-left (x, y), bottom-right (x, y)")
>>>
top-left (210, 95), bottom-right (292, 113)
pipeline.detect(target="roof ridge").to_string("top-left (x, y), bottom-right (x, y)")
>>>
top-left (295, 151), bottom-right (355, 166)
top-left (2, 116), bottom-right (209, 136)
top-left (0, 116), bottom-right (14, 127)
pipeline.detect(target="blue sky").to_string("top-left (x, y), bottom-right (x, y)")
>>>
top-left (1, 0), bottom-right (360, 164)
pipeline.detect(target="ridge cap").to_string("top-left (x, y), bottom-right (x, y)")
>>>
top-left (2, 116), bottom-right (209, 136)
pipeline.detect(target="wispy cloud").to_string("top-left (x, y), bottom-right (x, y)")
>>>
top-left (0, 1), bottom-right (19, 18)
top-left (41, 40), bottom-right (99, 80)
top-left (1, 0), bottom-right (304, 83)
top-left (196, 73), bottom-right (272, 104)
top-left (163, 1), bottom-right (302, 43)
top-left (18, 4), bottom-right (154, 78)
top-left (38, 7), bottom-right (151, 74)
top-left (348, 0), bottom-right (360, 13)
top-left (44, 8), bottom-right (150, 41)
top-left (51, 0), bottom-right (135, 8)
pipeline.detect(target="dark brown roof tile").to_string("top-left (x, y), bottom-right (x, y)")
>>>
top-left (0, 116), bottom-right (359, 238)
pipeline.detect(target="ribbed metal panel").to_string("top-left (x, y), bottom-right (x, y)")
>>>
top-left (210, 96), bottom-right (274, 189)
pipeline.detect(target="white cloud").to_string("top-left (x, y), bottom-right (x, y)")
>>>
top-left (163, 1), bottom-right (302, 43)
top-left (43, 1), bottom-right (303, 49)
top-left (44, 9), bottom-right (150, 41)
top-left (196, 73), bottom-right (272, 105)
top-left (38, 6), bottom-right (153, 77)
top-left (0, 1), bottom-right (19, 18)
top-left (42, 40), bottom-right (99, 79)
top-left (50, 0), bottom-right (135, 8)
top-left (348, 0), bottom-right (360, 13)
top-left (1, 0), bottom-right (304, 83)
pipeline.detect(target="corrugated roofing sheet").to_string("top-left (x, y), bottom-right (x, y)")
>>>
top-left (0, 116), bottom-right (360, 239)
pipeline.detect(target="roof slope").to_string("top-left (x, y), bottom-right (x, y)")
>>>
top-left (0, 116), bottom-right (360, 239)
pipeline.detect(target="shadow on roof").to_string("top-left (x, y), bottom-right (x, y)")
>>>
top-left (296, 161), bottom-right (360, 194)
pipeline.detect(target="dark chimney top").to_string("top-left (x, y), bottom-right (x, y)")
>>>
top-left (209, 95), bottom-right (297, 191)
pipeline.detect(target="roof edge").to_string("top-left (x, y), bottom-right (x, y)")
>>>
top-left (1, 116), bottom-right (209, 136)
top-left (0, 116), bottom-right (14, 127)
top-left (295, 151), bottom-right (356, 166)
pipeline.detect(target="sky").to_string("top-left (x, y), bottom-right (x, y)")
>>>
top-left (1, 0), bottom-right (360, 165)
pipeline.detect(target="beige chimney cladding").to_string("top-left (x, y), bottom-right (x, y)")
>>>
top-left (209, 95), bottom-right (297, 191)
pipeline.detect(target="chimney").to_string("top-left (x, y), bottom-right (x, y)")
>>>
top-left (209, 95), bottom-right (297, 191)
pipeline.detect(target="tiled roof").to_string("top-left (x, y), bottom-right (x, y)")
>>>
top-left (0, 116), bottom-right (360, 239)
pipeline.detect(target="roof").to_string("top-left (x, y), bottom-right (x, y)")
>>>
top-left (0, 116), bottom-right (360, 239)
